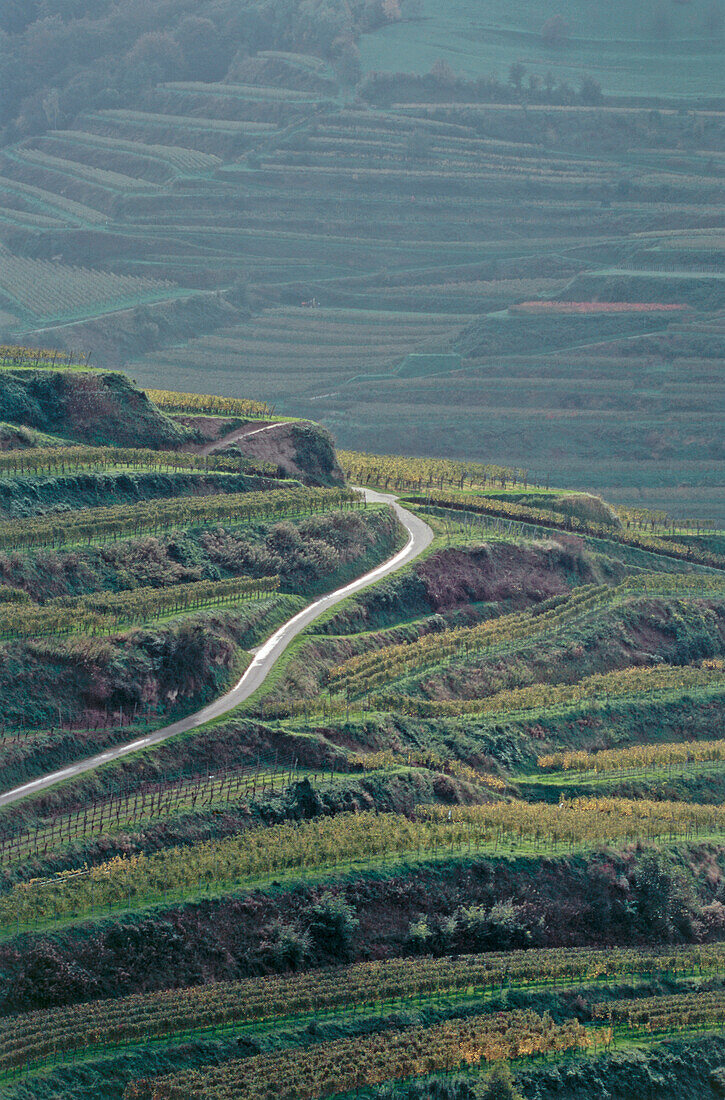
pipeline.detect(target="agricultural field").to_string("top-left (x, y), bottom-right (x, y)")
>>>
top-left (0, 0), bottom-right (722, 521)
top-left (358, 0), bottom-right (725, 98)
top-left (0, 359), bottom-right (724, 1098)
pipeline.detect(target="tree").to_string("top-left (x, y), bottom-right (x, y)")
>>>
top-left (579, 76), bottom-right (603, 105)
top-left (42, 88), bottom-right (60, 129)
top-left (260, 920), bottom-right (311, 971)
top-left (430, 58), bottom-right (456, 85)
top-left (335, 40), bottom-right (362, 85)
top-left (508, 61), bottom-right (526, 90)
top-left (305, 891), bottom-right (359, 959)
top-left (635, 851), bottom-right (696, 940)
top-left (0, 0), bottom-right (34, 35)
top-left (125, 31), bottom-right (184, 87)
top-left (175, 16), bottom-right (226, 82)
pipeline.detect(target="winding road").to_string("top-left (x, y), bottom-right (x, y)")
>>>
top-left (0, 490), bottom-right (433, 809)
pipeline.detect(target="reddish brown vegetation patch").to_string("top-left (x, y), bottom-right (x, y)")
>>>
top-left (416, 538), bottom-right (596, 611)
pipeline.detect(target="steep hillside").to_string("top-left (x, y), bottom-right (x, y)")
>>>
top-left (0, 367), bottom-right (187, 448)
top-left (217, 420), bottom-right (345, 487)
top-left (0, 386), bottom-right (722, 1100)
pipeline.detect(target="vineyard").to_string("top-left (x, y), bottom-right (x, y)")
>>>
top-left (345, 451), bottom-right (722, 541)
top-left (0, 255), bottom-right (175, 322)
top-left (0, 576), bottom-right (280, 641)
top-left (399, 489), bottom-right (725, 569)
top-left (369, 664), bottom-right (725, 721)
top-left (0, 445), bottom-right (276, 478)
top-left (0, 367), bottom-right (721, 1099)
top-left (1, 943), bottom-right (722, 1077)
top-left (594, 991), bottom-right (725, 1033)
top-left (339, 449), bottom-right (524, 492)
top-left (0, 346), bottom-right (87, 369)
top-left (144, 390), bottom-right (272, 420)
top-left (0, 9), bottom-right (721, 523)
top-left (326, 575), bottom-right (725, 698)
top-left (0, 0), bottom-right (722, 1087)
top-left (509, 302), bottom-right (688, 315)
top-left (125, 1012), bottom-right (599, 1100)
top-left (0, 759), bottom-right (317, 866)
top-left (538, 736), bottom-right (725, 778)
top-left (0, 485), bottom-right (358, 550)
top-left (5, 799), bottom-right (725, 936)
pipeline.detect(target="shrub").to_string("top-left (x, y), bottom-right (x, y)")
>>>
top-left (635, 851), bottom-right (697, 941)
top-left (480, 1063), bottom-right (524, 1100)
top-left (305, 891), bottom-right (359, 959)
top-left (260, 920), bottom-right (311, 971)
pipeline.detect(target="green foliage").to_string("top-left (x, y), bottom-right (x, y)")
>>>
top-left (304, 891), bottom-right (359, 958)
top-left (0, 368), bottom-right (189, 449)
top-left (481, 1064), bottom-right (525, 1100)
top-left (635, 850), bottom-right (697, 940)
top-left (260, 919), bottom-right (311, 971)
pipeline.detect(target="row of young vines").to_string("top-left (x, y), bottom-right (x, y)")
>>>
top-left (0, 486), bottom-right (358, 550)
top-left (4, 800), bottom-right (725, 935)
top-left (0, 576), bottom-right (280, 641)
top-left (0, 446), bottom-right (277, 479)
top-left (3, 943), bottom-right (722, 1074)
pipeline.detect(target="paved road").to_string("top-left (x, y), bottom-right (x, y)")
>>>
top-left (0, 490), bottom-right (433, 808)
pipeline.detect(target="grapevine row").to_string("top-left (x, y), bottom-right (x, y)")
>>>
top-left (2, 944), bottom-right (720, 1075)
top-left (369, 662), bottom-right (725, 720)
top-left (145, 389), bottom-right (272, 419)
top-left (403, 490), bottom-right (725, 570)
top-left (594, 991), bottom-right (725, 1033)
top-left (0, 445), bottom-right (277, 479)
top-left (0, 576), bottom-right (280, 641)
top-left (0, 759), bottom-right (322, 867)
top-left (4, 799), bottom-right (725, 935)
top-left (124, 1011), bottom-right (597, 1100)
top-left (327, 574), bottom-right (725, 697)
top-left (0, 345), bottom-right (86, 369)
top-left (538, 732), bottom-right (725, 776)
top-left (339, 449), bottom-right (522, 492)
top-left (0, 486), bottom-right (358, 550)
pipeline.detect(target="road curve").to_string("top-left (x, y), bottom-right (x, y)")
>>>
top-left (0, 490), bottom-right (433, 808)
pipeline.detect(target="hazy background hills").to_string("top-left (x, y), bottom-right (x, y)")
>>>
top-left (0, 0), bottom-right (723, 519)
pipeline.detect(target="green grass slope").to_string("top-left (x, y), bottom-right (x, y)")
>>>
top-left (0, 368), bottom-right (188, 448)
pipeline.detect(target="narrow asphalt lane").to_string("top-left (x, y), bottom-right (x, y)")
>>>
top-left (0, 490), bottom-right (433, 808)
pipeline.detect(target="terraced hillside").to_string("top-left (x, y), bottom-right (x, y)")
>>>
top-left (0, 4), bottom-right (723, 520)
top-left (1, 364), bottom-right (725, 1099)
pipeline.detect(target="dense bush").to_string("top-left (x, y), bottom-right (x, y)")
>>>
top-left (0, 507), bottom-right (399, 600)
